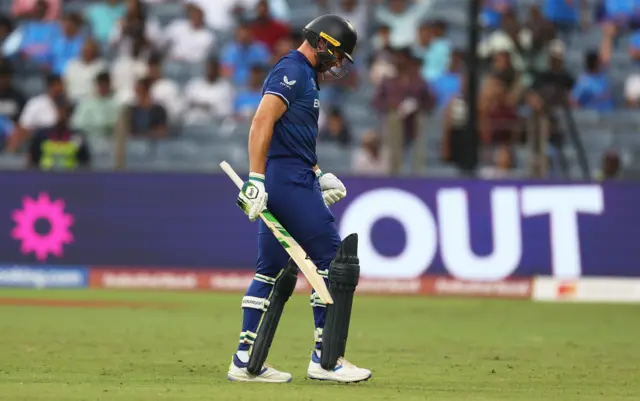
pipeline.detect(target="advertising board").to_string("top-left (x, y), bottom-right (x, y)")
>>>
top-left (0, 171), bottom-right (637, 281)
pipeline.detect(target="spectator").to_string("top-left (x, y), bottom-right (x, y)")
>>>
top-left (335, 0), bottom-right (368, 41)
top-left (600, 0), bottom-right (640, 35)
top-left (541, 0), bottom-right (586, 43)
top-left (429, 50), bottom-right (464, 110)
top-left (50, 12), bottom-right (85, 75)
top-left (189, 0), bottom-right (290, 32)
top-left (319, 107), bottom-right (352, 147)
top-left (183, 58), bottom-right (235, 124)
top-left (221, 21), bottom-right (270, 86)
top-left (594, 149), bottom-right (621, 180)
top-left (146, 54), bottom-right (182, 122)
top-left (319, 53), bottom-right (358, 109)
top-left (478, 145), bottom-right (518, 179)
top-left (478, 74), bottom-right (519, 164)
top-left (71, 71), bottom-right (120, 138)
top-left (18, 74), bottom-right (66, 139)
top-left (374, 0), bottom-right (432, 48)
top-left (64, 39), bottom-right (107, 102)
top-left (121, 77), bottom-right (168, 139)
top-left (481, 0), bottom-right (513, 30)
top-left (442, 73), bottom-right (470, 169)
top-left (13, 0), bottom-right (60, 21)
top-left (85, 0), bottom-right (126, 45)
top-left (529, 39), bottom-right (574, 108)
top-left (27, 100), bottom-right (91, 170)
top-left (0, 114), bottom-right (14, 151)
top-left (0, 63), bottom-right (26, 123)
top-left (114, 77), bottom-right (168, 167)
top-left (272, 34), bottom-right (294, 64)
top-left (251, 0), bottom-right (290, 52)
top-left (478, 10), bottom-right (532, 72)
top-left (490, 50), bottom-right (525, 106)
top-left (372, 47), bottom-right (434, 174)
top-left (413, 19), bottom-right (451, 82)
top-left (0, 15), bottom-right (15, 48)
top-left (351, 130), bottom-right (390, 176)
top-left (369, 24), bottom-right (395, 86)
top-left (234, 64), bottom-right (267, 120)
top-left (109, 0), bottom-right (162, 56)
top-left (111, 37), bottom-right (149, 104)
top-left (527, 5), bottom-right (557, 43)
top-left (570, 51), bottom-right (613, 112)
top-left (598, 1), bottom-right (640, 70)
top-left (162, 3), bottom-right (215, 63)
top-left (11, 0), bottom-right (60, 68)
top-left (188, 0), bottom-right (240, 32)
top-left (626, 28), bottom-right (640, 106)
top-left (0, 62), bottom-right (20, 150)
top-left (524, 40), bottom-right (574, 176)
top-left (316, 0), bottom-right (368, 45)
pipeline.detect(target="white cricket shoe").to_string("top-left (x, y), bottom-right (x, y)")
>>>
top-left (307, 351), bottom-right (372, 383)
top-left (227, 354), bottom-right (292, 383)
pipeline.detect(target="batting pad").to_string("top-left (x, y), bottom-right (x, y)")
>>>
top-left (321, 233), bottom-right (360, 370)
top-left (247, 259), bottom-right (299, 375)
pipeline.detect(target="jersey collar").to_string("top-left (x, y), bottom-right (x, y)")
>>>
top-left (287, 50), bottom-right (320, 90)
top-left (288, 50), bottom-right (314, 69)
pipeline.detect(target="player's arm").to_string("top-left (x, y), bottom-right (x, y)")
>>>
top-left (236, 95), bottom-right (282, 222)
top-left (236, 63), bottom-right (303, 221)
top-left (248, 94), bottom-right (287, 174)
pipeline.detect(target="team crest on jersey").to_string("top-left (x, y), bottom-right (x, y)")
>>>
top-left (281, 75), bottom-right (296, 89)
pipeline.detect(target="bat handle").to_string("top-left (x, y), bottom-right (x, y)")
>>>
top-left (219, 161), bottom-right (245, 190)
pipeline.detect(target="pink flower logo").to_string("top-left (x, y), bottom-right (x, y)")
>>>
top-left (11, 192), bottom-right (75, 261)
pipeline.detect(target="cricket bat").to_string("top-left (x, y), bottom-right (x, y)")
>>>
top-left (219, 161), bottom-right (334, 305)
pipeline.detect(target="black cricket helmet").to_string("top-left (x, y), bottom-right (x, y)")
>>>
top-left (303, 14), bottom-right (358, 79)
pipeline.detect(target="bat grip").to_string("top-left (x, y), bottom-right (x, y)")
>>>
top-left (219, 161), bottom-right (245, 190)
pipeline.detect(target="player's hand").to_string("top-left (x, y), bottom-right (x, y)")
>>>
top-left (236, 172), bottom-right (268, 222)
top-left (317, 170), bottom-right (346, 206)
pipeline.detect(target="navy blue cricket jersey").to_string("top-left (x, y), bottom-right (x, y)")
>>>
top-left (262, 50), bottom-right (320, 167)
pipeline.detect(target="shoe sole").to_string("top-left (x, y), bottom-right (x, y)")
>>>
top-left (228, 374), bottom-right (292, 383)
top-left (307, 373), bottom-right (372, 384)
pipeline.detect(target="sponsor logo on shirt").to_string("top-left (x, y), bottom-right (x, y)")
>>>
top-left (281, 75), bottom-right (296, 89)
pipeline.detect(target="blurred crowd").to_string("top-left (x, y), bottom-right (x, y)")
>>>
top-left (0, 0), bottom-right (633, 180)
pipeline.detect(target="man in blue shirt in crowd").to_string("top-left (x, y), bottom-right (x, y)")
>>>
top-left (227, 14), bottom-right (372, 384)
top-left (221, 21), bottom-right (271, 87)
top-left (571, 51), bottom-right (613, 112)
top-left (429, 50), bottom-right (464, 110)
top-left (542, 0), bottom-right (583, 34)
top-left (234, 64), bottom-right (268, 120)
top-left (9, 0), bottom-right (60, 67)
top-left (50, 12), bottom-right (85, 75)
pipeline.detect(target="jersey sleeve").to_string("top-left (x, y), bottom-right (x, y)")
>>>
top-left (263, 62), bottom-right (306, 108)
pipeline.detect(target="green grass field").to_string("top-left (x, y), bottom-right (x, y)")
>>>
top-left (0, 289), bottom-right (639, 401)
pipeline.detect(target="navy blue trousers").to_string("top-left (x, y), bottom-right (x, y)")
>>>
top-left (238, 159), bottom-right (340, 352)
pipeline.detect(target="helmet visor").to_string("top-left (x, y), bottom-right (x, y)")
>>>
top-left (321, 58), bottom-right (350, 80)
top-left (317, 45), bottom-right (351, 80)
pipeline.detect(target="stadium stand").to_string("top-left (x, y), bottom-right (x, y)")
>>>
top-left (0, 0), bottom-right (638, 180)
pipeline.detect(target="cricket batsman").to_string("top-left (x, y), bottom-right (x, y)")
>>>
top-left (227, 14), bottom-right (372, 383)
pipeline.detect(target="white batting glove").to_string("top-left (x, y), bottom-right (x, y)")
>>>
top-left (236, 172), bottom-right (268, 222)
top-left (316, 169), bottom-right (346, 206)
